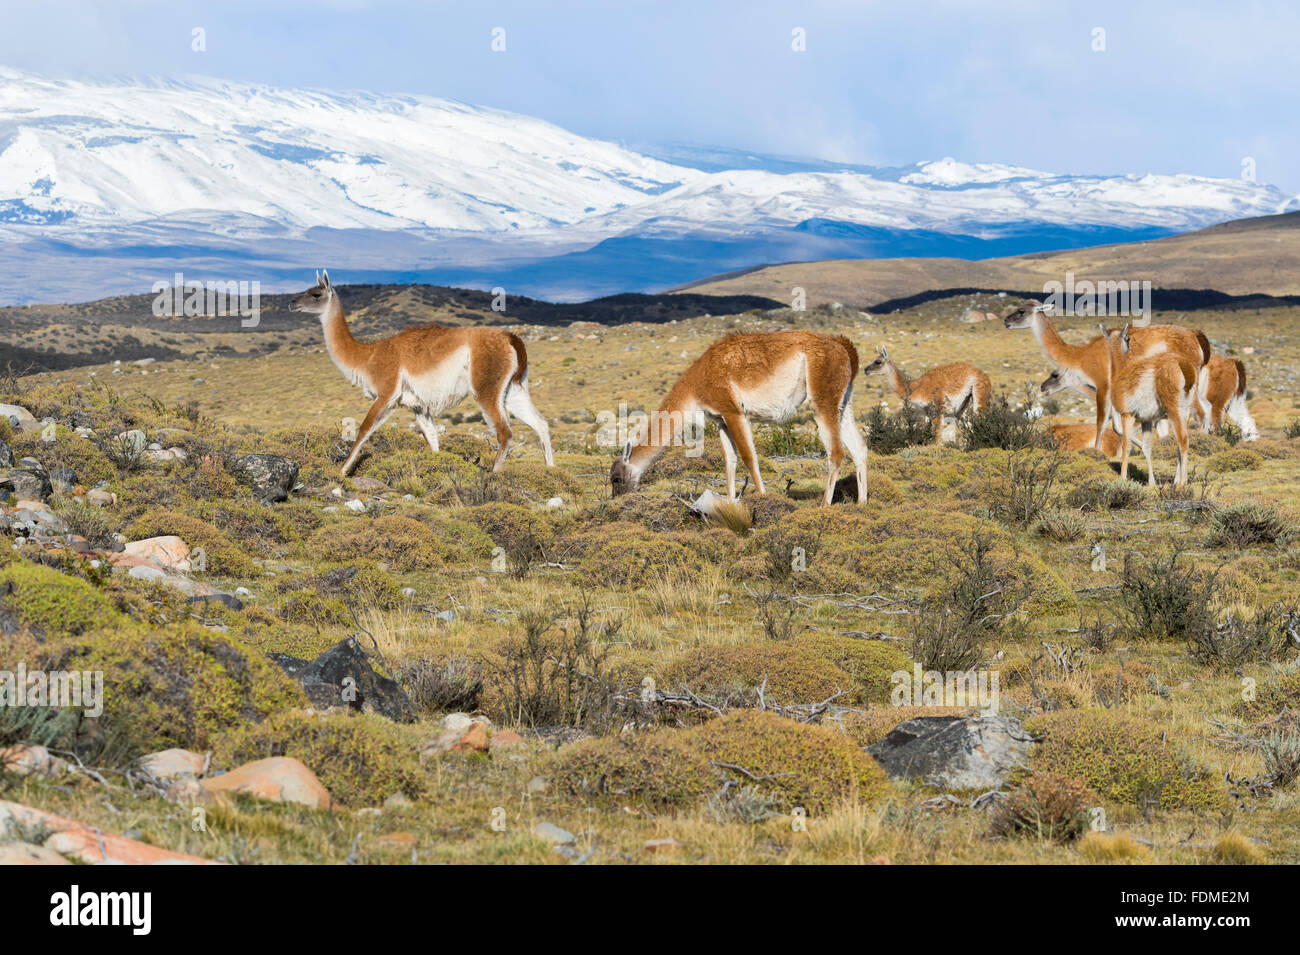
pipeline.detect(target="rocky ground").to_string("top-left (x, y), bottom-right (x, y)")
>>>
top-left (1, 296), bottom-right (1298, 864)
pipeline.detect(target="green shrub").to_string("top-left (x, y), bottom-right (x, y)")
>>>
top-left (1208, 449), bottom-right (1263, 473)
top-left (551, 731), bottom-right (716, 808)
top-left (695, 710), bottom-right (891, 811)
top-left (991, 772), bottom-right (1097, 841)
top-left (1208, 501), bottom-right (1293, 548)
top-left (38, 625), bottom-right (305, 757)
top-left (215, 711), bottom-right (427, 805)
top-left (306, 514), bottom-right (490, 571)
top-left (1027, 709), bottom-right (1225, 811)
top-left (0, 557), bottom-right (121, 640)
top-left (127, 510), bottom-right (258, 576)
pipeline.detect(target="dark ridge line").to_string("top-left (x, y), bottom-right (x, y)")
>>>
top-left (865, 287), bottom-right (1300, 314)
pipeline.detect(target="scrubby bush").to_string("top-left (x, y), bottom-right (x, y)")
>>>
top-left (1119, 550), bottom-right (1219, 643)
top-left (1207, 500), bottom-right (1293, 548)
top-left (573, 526), bottom-right (704, 587)
top-left (393, 654), bottom-right (485, 714)
top-left (551, 731), bottom-right (716, 808)
top-left (695, 710), bottom-right (890, 812)
top-left (307, 514), bottom-right (490, 571)
top-left (991, 772), bottom-right (1097, 841)
top-left (38, 625), bottom-right (305, 757)
top-left (1064, 478), bottom-right (1145, 511)
top-left (127, 511), bottom-right (258, 577)
top-left (215, 711), bottom-right (427, 805)
top-left (8, 425), bottom-right (117, 486)
top-left (960, 394), bottom-right (1055, 452)
top-left (1026, 709), bottom-right (1225, 811)
top-left (863, 403), bottom-right (934, 455)
top-left (1208, 448), bottom-right (1263, 473)
top-left (0, 556), bottom-right (121, 640)
top-left (1033, 506), bottom-right (1087, 543)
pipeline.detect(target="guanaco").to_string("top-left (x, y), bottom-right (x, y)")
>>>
top-left (291, 270), bottom-right (553, 476)
top-left (609, 331), bottom-right (867, 505)
top-left (1100, 322), bottom-right (1196, 486)
top-left (862, 346), bottom-right (990, 444)
top-left (1005, 300), bottom-right (1211, 449)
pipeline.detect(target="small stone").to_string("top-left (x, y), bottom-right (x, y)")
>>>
top-left (545, 497), bottom-right (563, 507)
top-left (0, 842), bottom-right (72, 865)
top-left (0, 744), bottom-right (64, 778)
top-left (343, 499), bottom-right (366, 512)
top-left (643, 838), bottom-right (683, 854)
top-left (490, 729), bottom-right (524, 750)
top-left (138, 748), bottom-right (206, 781)
top-left (383, 792), bottom-right (413, 809)
top-left (434, 609), bottom-right (455, 623)
top-left (532, 821), bottom-right (575, 845)
top-left (527, 776), bottom-right (548, 795)
top-left (442, 713), bottom-right (474, 731)
top-left (401, 587), bottom-right (417, 598)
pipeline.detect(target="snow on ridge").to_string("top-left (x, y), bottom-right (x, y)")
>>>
top-left (0, 66), bottom-right (1292, 248)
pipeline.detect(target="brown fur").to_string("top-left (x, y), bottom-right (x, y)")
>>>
top-left (1103, 325), bottom-right (1196, 486)
top-left (1050, 422), bottom-right (1123, 456)
top-left (610, 331), bottom-right (866, 505)
top-left (864, 350), bottom-right (990, 444)
top-left (1200, 354), bottom-right (1249, 433)
top-left (291, 271), bottom-right (552, 476)
top-left (1005, 301), bottom-right (1211, 449)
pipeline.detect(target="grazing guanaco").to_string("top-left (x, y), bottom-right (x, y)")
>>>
top-left (291, 270), bottom-right (553, 476)
top-left (1040, 368), bottom-right (1158, 455)
top-left (1199, 355), bottom-right (1258, 439)
top-left (1100, 322), bottom-right (1196, 486)
top-left (862, 346), bottom-right (990, 444)
top-left (1005, 301), bottom-right (1211, 450)
top-left (609, 331), bottom-right (867, 506)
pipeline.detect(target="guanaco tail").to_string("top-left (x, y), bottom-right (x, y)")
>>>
top-left (290, 270), bottom-right (553, 477)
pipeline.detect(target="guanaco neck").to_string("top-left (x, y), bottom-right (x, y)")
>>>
top-left (320, 293), bottom-right (372, 373)
top-left (1031, 311), bottom-right (1090, 370)
top-left (626, 383), bottom-right (695, 475)
top-left (884, 361), bottom-right (910, 397)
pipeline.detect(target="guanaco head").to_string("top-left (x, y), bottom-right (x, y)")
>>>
top-left (290, 269), bottom-right (335, 317)
top-left (609, 442), bottom-right (637, 497)
top-left (1040, 369), bottom-right (1068, 396)
top-left (863, 345), bottom-right (892, 375)
top-left (1004, 299), bottom-right (1052, 329)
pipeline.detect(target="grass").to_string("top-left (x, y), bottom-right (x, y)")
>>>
top-left (3, 295), bottom-right (1300, 863)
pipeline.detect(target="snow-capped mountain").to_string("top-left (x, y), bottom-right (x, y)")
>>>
top-left (0, 67), bottom-right (1295, 304)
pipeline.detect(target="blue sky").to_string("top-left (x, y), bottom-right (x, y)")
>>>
top-left (3, 0), bottom-right (1299, 192)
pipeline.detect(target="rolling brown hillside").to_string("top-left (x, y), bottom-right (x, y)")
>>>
top-left (674, 210), bottom-right (1300, 308)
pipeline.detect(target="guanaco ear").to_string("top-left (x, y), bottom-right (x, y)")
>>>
top-left (321, 269), bottom-right (332, 290)
top-left (315, 270), bottom-right (322, 285)
top-left (620, 441), bottom-right (632, 463)
top-left (1033, 301), bottom-right (1053, 313)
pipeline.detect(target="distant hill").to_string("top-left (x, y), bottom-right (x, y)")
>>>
top-left (673, 211), bottom-right (1300, 309)
top-left (0, 285), bottom-right (782, 373)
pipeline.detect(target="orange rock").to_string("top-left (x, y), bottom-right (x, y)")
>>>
top-left (490, 729), bottom-right (524, 750)
top-left (199, 757), bottom-right (332, 809)
top-left (0, 800), bottom-right (220, 865)
top-left (377, 832), bottom-right (418, 847)
top-left (643, 838), bottom-right (683, 854)
top-left (869, 855), bottom-right (891, 865)
top-left (0, 842), bottom-right (72, 865)
top-left (452, 722), bottom-right (489, 753)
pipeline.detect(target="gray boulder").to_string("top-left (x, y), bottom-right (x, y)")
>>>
top-left (230, 453), bottom-right (299, 502)
top-left (269, 637), bottom-right (414, 722)
top-left (866, 715), bottom-right (1038, 791)
top-left (0, 468), bottom-right (52, 502)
